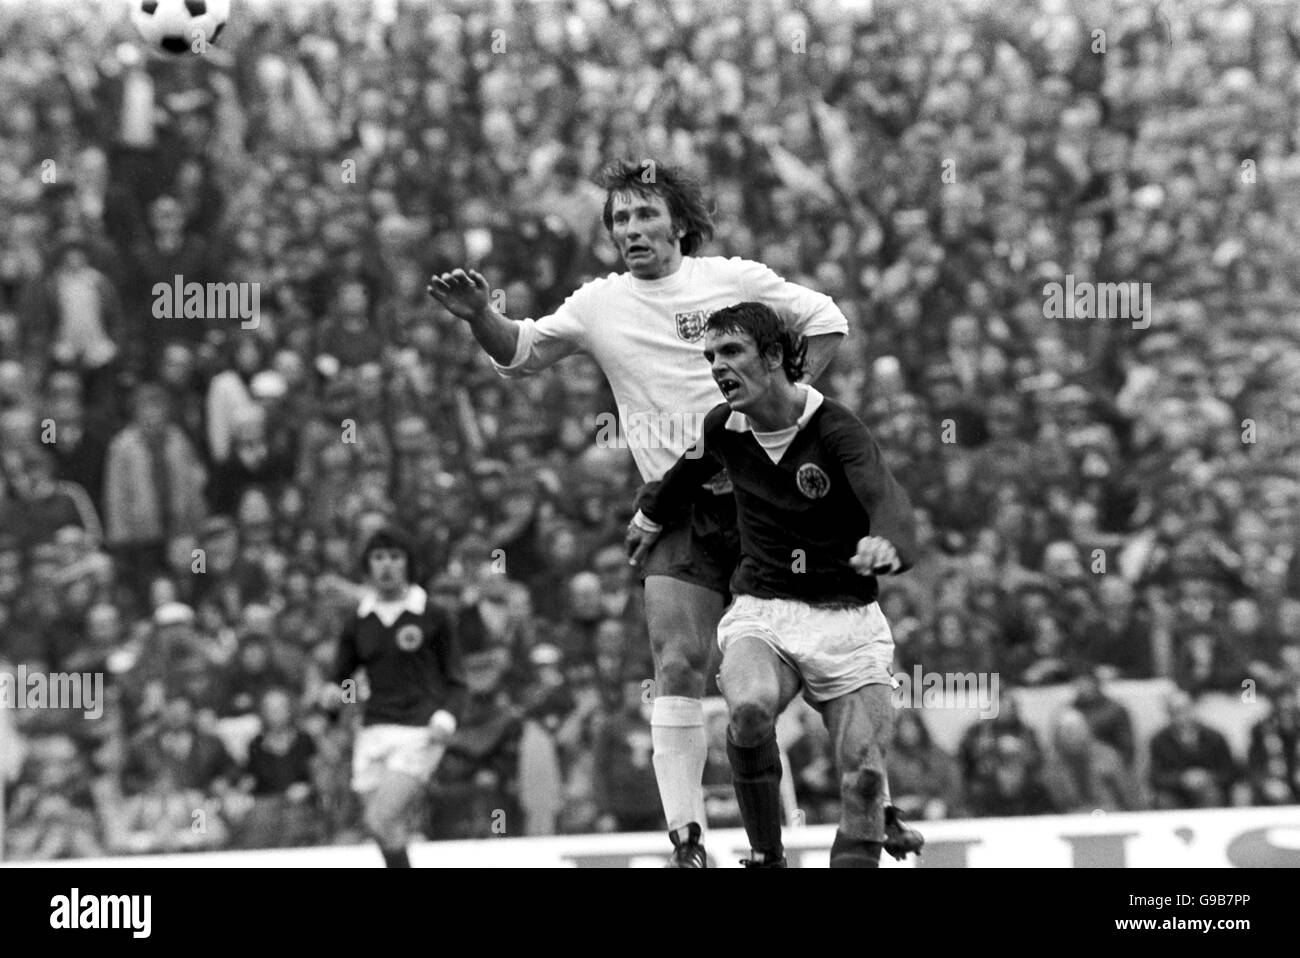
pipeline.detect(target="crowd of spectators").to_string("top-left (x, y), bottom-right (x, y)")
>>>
top-left (3, 0), bottom-right (1300, 858)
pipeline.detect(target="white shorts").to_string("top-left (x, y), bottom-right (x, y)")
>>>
top-left (352, 724), bottom-right (445, 793)
top-left (716, 595), bottom-right (894, 704)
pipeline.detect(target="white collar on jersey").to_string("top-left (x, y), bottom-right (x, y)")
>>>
top-left (625, 257), bottom-right (689, 291)
top-left (724, 383), bottom-right (824, 435)
top-left (357, 584), bottom-right (429, 626)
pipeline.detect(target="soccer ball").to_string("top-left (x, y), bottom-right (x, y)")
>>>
top-left (131, 0), bottom-right (229, 56)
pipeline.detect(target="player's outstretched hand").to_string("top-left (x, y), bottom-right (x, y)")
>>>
top-left (851, 536), bottom-right (901, 576)
top-left (626, 523), bottom-right (660, 568)
top-left (427, 268), bottom-right (492, 321)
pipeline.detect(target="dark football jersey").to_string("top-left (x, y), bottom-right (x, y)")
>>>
top-left (642, 393), bottom-right (918, 607)
top-left (333, 585), bottom-right (467, 727)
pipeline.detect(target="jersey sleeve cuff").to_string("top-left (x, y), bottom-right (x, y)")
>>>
top-left (488, 318), bottom-right (534, 376)
top-left (631, 510), bottom-right (663, 534)
top-left (799, 315), bottom-right (850, 337)
top-left (431, 710), bottom-right (458, 737)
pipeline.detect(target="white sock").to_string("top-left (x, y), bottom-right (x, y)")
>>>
top-left (651, 696), bottom-right (708, 836)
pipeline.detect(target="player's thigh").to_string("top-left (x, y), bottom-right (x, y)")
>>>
top-left (719, 635), bottom-right (801, 711)
top-left (643, 574), bottom-right (726, 661)
top-left (366, 769), bottom-right (427, 825)
top-left (719, 635), bottom-right (802, 743)
top-left (819, 683), bottom-right (895, 774)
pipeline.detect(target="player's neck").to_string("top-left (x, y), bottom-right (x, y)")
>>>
top-left (746, 382), bottom-right (805, 433)
top-left (628, 253), bottom-right (685, 282)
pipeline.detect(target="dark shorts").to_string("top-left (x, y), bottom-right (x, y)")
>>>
top-left (634, 478), bottom-right (740, 598)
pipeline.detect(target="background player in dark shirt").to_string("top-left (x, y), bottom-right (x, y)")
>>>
top-left (334, 526), bottom-right (466, 868)
top-left (628, 302), bottom-right (919, 867)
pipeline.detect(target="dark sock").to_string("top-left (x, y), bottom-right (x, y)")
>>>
top-left (726, 729), bottom-right (784, 859)
top-left (830, 831), bottom-right (882, 868)
top-left (380, 846), bottom-right (410, 868)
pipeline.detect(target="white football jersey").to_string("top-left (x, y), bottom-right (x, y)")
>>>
top-left (492, 256), bottom-right (850, 482)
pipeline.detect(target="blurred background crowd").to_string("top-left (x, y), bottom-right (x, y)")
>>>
top-left (2, 0), bottom-right (1300, 858)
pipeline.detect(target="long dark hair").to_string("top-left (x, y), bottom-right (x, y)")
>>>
top-left (596, 159), bottom-right (715, 256)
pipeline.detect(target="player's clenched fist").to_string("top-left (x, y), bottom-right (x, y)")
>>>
top-left (850, 536), bottom-right (901, 576)
top-left (427, 268), bottom-right (492, 320)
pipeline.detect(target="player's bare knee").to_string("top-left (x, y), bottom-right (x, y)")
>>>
top-left (729, 700), bottom-right (776, 747)
top-left (655, 646), bottom-right (707, 697)
top-left (365, 794), bottom-right (407, 839)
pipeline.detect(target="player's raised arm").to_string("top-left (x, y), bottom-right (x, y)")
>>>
top-left (427, 268), bottom-right (519, 365)
top-left (800, 333), bottom-right (845, 385)
top-left (428, 267), bottom-right (586, 376)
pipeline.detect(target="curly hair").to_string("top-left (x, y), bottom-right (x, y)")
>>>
top-left (705, 302), bottom-right (807, 382)
top-left (595, 159), bottom-right (715, 256)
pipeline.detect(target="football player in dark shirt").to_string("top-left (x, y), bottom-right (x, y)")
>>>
top-left (334, 527), bottom-right (466, 867)
top-left (627, 302), bottom-right (920, 868)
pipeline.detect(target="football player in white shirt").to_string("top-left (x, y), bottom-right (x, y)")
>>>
top-left (429, 159), bottom-right (921, 865)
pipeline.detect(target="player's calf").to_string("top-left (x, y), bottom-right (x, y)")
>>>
top-left (726, 722), bottom-right (785, 865)
top-left (365, 808), bottom-right (413, 868)
top-left (821, 685), bottom-right (893, 867)
top-left (839, 739), bottom-right (887, 828)
top-left (831, 748), bottom-right (888, 868)
top-left (645, 577), bottom-right (721, 861)
top-left (364, 774), bottom-right (423, 868)
top-left (720, 637), bottom-right (800, 867)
